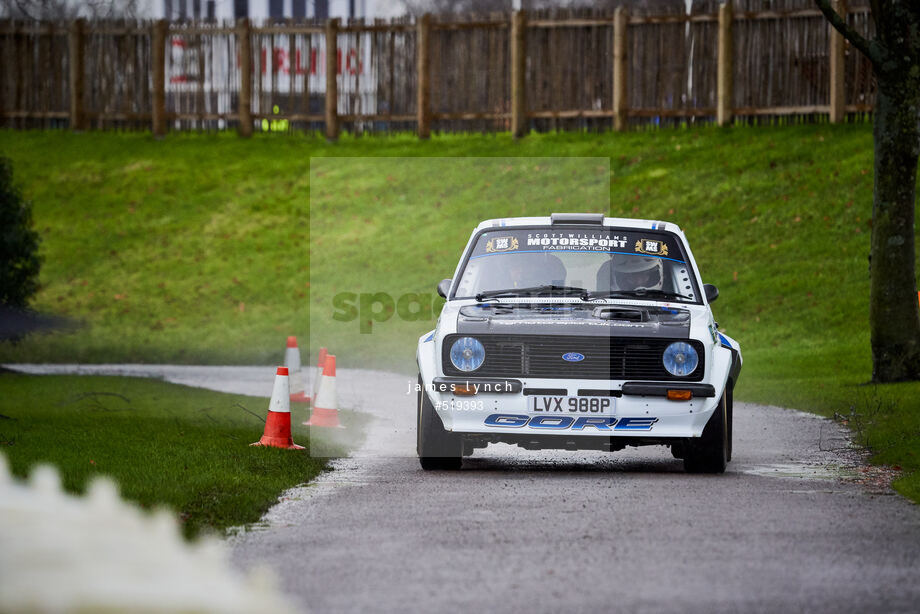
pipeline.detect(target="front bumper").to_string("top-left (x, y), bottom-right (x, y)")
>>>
top-left (425, 376), bottom-right (723, 439)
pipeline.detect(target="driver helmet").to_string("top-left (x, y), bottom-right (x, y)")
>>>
top-left (613, 255), bottom-right (664, 291)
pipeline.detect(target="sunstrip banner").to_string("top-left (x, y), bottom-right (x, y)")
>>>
top-left (468, 228), bottom-right (686, 261)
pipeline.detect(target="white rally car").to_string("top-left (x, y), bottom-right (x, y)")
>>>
top-left (416, 213), bottom-right (741, 473)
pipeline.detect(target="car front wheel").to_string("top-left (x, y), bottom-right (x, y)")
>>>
top-left (417, 375), bottom-right (462, 470)
top-left (683, 392), bottom-right (729, 474)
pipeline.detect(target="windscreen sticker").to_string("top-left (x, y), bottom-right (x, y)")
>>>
top-left (526, 233), bottom-right (629, 250)
top-left (635, 239), bottom-right (669, 256)
top-left (486, 236), bottom-right (519, 252)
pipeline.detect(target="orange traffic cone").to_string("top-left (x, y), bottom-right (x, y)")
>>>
top-left (311, 346), bottom-right (327, 403)
top-left (286, 336), bottom-right (310, 403)
top-left (251, 367), bottom-right (305, 449)
top-left (304, 355), bottom-right (343, 428)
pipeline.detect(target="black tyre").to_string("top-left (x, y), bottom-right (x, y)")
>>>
top-left (417, 375), bottom-right (462, 470)
top-left (683, 392), bottom-right (729, 474)
top-left (726, 383), bottom-right (733, 463)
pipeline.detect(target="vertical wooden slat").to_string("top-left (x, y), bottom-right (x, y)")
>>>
top-left (123, 24), bottom-right (134, 123)
top-left (717, 1), bottom-right (733, 127)
top-left (41, 22), bottom-right (53, 123)
top-left (510, 9), bottom-right (526, 139)
top-left (325, 17), bottom-right (339, 141)
top-left (307, 29), bottom-right (317, 123)
top-left (257, 26), bottom-right (265, 129)
top-left (196, 31), bottom-right (206, 127)
top-left (15, 22), bottom-right (25, 128)
top-left (828, 0), bottom-right (847, 123)
top-left (68, 18), bottom-right (85, 131)
top-left (388, 27), bottom-right (396, 127)
top-left (55, 24), bottom-right (66, 120)
top-left (613, 7), bottom-right (628, 132)
top-left (0, 27), bottom-right (7, 124)
top-left (287, 22), bottom-right (295, 120)
top-left (354, 22), bottom-right (362, 124)
top-left (238, 18), bottom-right (253, 137)
top-left (269, 31), bottom-right (276, 126)
top-left (152, 19), bottom-right (167, 138)
top-left (416, 13), bottom-right (431, 139)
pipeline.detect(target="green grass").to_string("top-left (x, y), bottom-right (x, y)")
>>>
top-left (0, 372), bottom-right (327, 537)
top-left (0, 126), bottom-right (918, 502)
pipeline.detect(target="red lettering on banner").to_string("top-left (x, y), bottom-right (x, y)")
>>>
top-left (293, 49), bottom-right (306, 75)
top-left (274, 48), bottom-right (288, 74)
top-left (176, 44), bottom-right (362, 78)
top-left (344, 48), bottom-right (357, 75)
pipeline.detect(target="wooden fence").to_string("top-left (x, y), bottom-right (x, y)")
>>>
top-left (0, 1), bottom-right (875, 137)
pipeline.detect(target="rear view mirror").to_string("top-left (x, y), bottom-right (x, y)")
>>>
top-left (703, 283), bottom-right (719, 303)
top-left (437, 279), bottom-right (452, 299)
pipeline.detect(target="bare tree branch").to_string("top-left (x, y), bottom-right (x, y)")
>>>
top-left (814, 0), bottom-right (880, 65)
top-left (1, 0), bottom-right (137, 19)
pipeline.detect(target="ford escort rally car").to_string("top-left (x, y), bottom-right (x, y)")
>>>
top-left (416, 213), bottom-right (741, 473)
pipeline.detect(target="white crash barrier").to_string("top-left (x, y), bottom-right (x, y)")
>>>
top-left (0, 454), bottom-right (294, 613)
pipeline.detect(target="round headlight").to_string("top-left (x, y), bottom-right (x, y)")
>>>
top-left (450, 337), bottom-right (485, 372)
top-left (662, 341), bottom-right (699, 376)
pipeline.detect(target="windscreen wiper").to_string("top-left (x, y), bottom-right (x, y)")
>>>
top-left (476, 285), bottom-right (591, 302)
top-left (587, 289), bottom-right (692, 302)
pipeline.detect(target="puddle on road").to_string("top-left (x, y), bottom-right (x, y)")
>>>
top-left (738, 462), bottom-right (859, 481)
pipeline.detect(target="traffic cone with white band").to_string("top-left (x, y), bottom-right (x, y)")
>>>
top-left (285, 336), bottom-right (310, 403)
top-left (251, 367), bottom-right (305, 449)
top-left (304, 355), bottom-right (343, 428)
top-left (312, 346), bottom-right (327, 402)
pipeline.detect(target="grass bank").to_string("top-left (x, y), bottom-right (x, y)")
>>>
top-left (0, 126), bottom-right (917, 501)
top-left (0, 372), bottom-right (327, 537)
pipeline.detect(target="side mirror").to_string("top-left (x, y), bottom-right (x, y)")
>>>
top-left (437, 279), bottom-right (452, 299)
top-left (703, 283), bottom-right (719, 304)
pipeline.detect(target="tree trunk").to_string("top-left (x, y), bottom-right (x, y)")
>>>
top-left (869, 70), bottom-right (920, 381)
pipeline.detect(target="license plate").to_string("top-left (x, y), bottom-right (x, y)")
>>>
top-left (529, 395), bottom-right (615, 415)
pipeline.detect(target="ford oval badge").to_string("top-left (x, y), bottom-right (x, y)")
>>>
top-left (562, 352), bottom-right (585, 363)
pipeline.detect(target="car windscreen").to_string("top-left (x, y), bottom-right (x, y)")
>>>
top-left (453, 226), bottom-right (701, 303)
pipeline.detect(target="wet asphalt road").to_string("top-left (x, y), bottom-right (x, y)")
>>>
top-left (9, 364), bottom-right (920, 613)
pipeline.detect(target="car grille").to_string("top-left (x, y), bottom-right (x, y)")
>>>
top-left (442, 334), bottom-right (705, 382)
